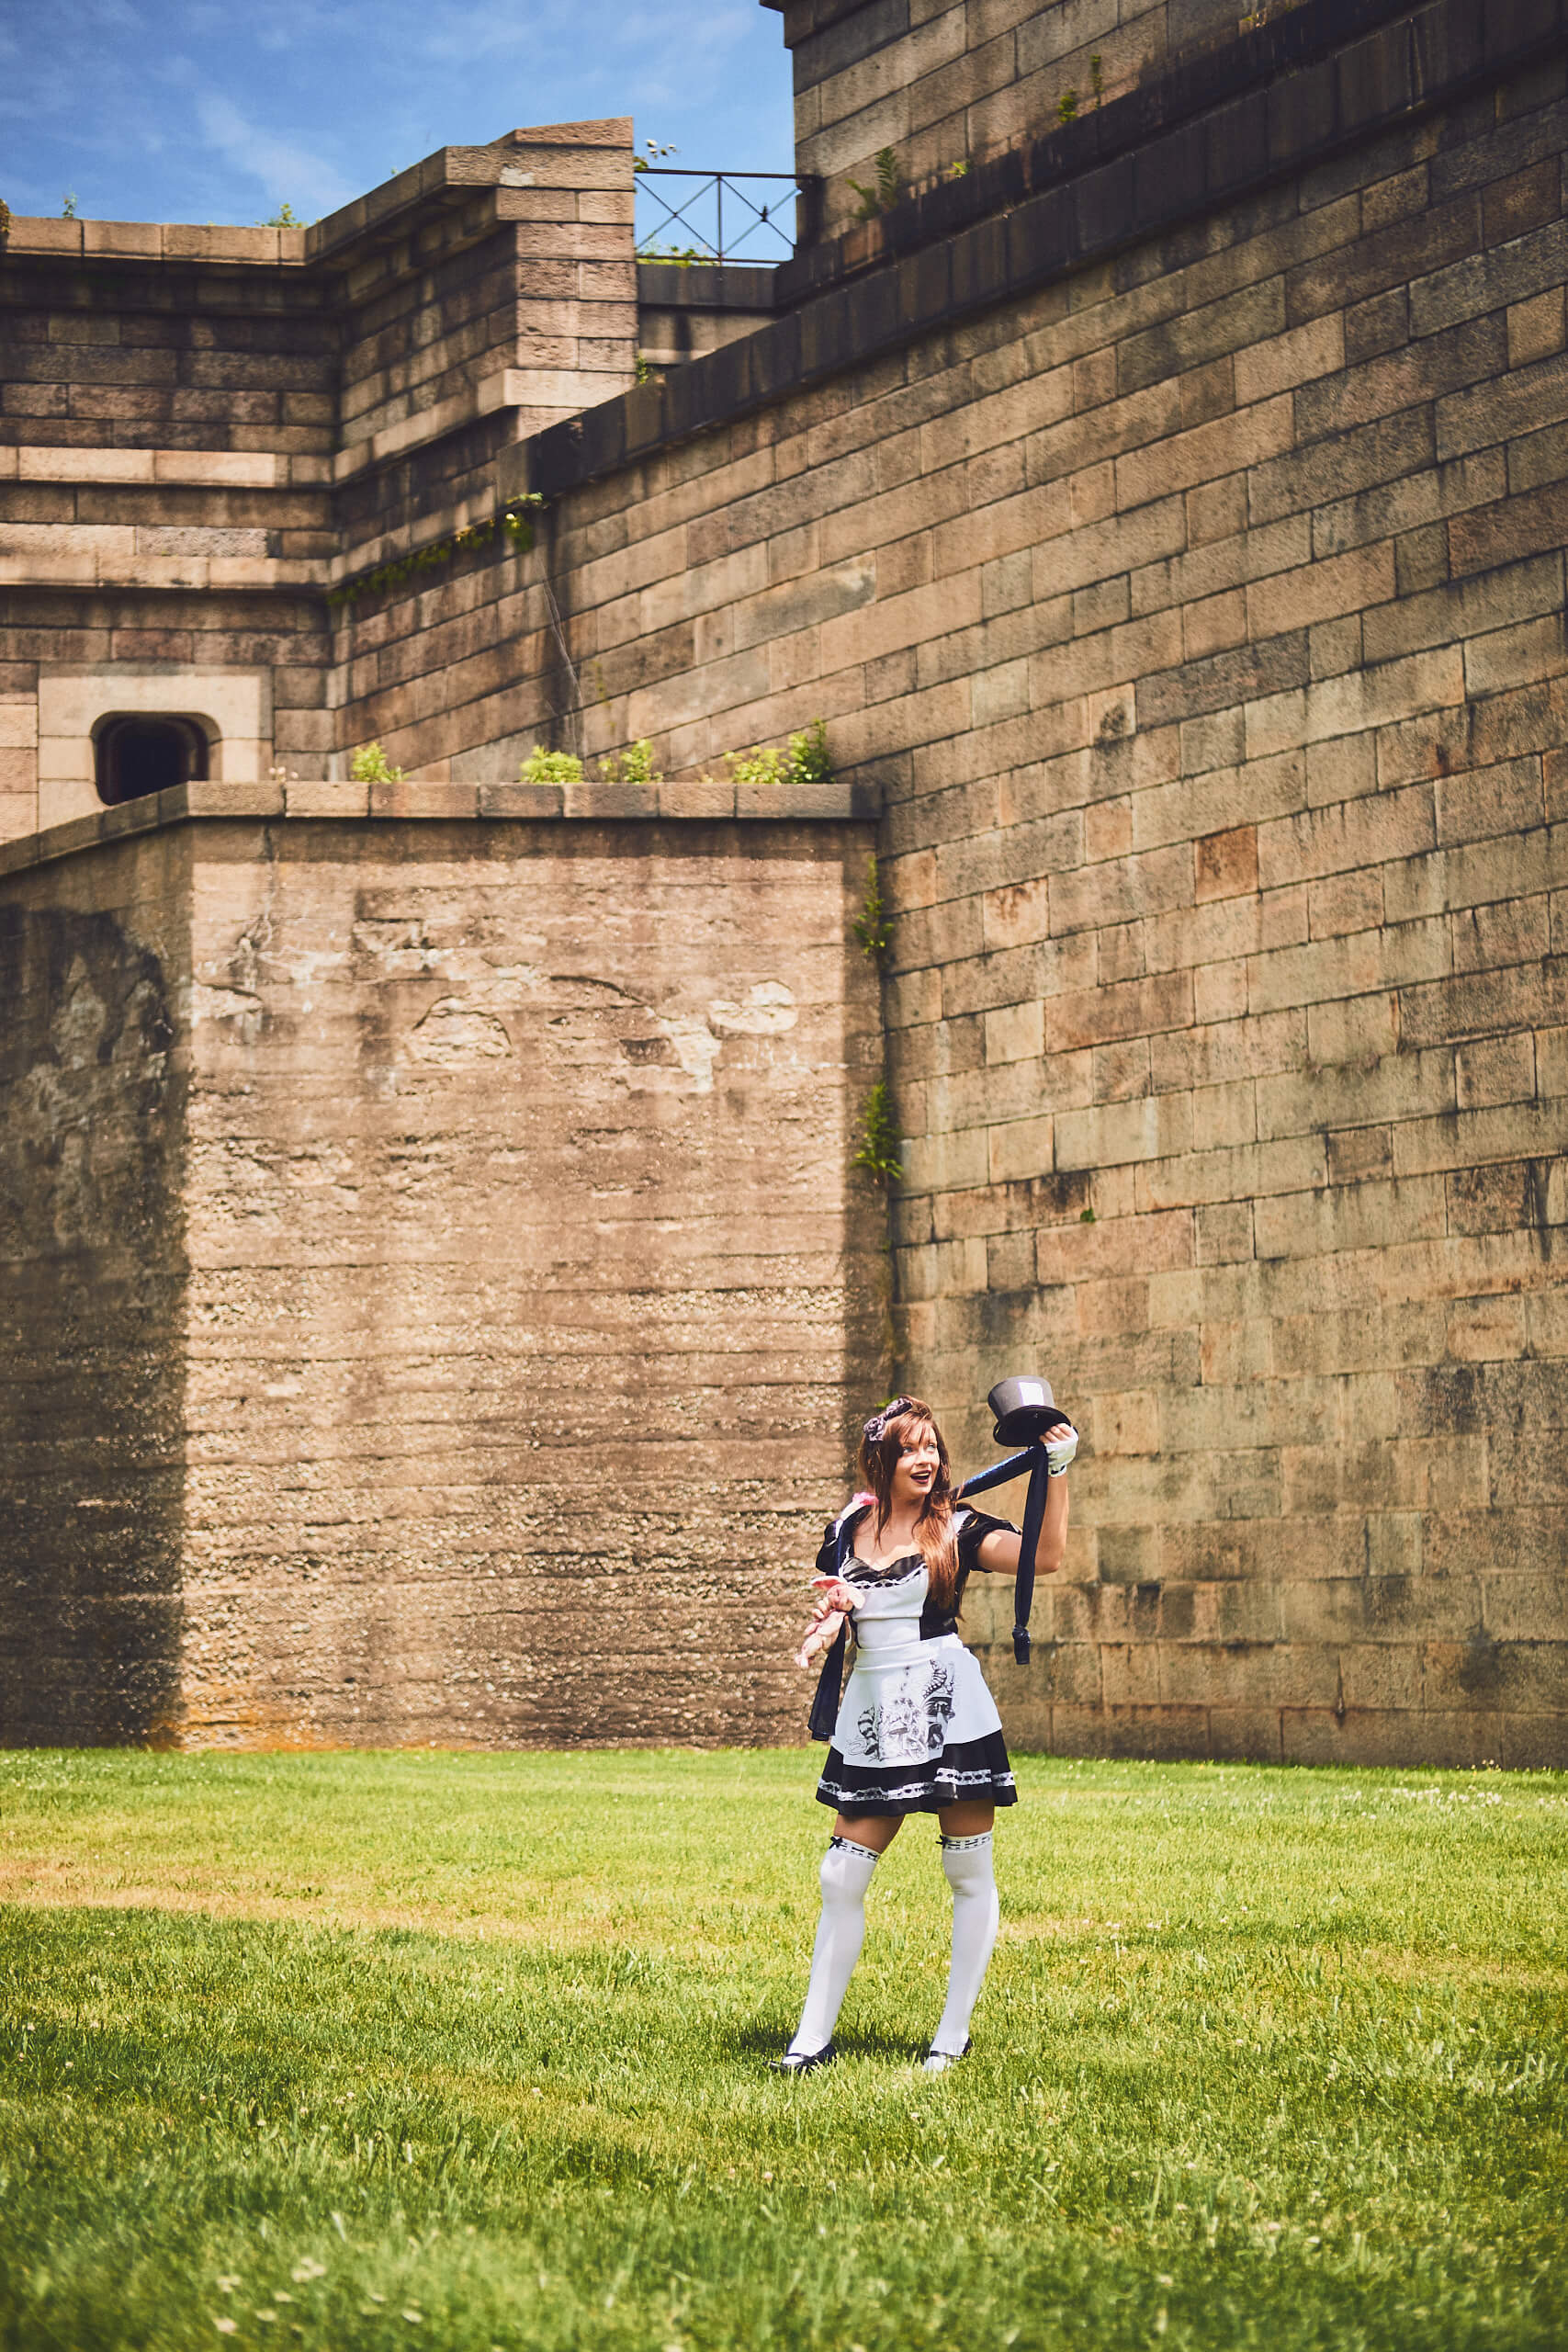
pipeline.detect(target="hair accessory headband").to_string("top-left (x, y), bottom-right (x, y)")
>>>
top-left (863, 1395), bottom-right (916, 1445)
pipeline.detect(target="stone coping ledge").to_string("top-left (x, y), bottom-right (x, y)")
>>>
top-left (0, 775), bottom-right (881, 877)
top-left (0, 128), bottom-right (633, 278)
top-left (636, 262), bottom-right (780, 311)
top-left (0, 447), bottom-right (331, 490)
top-left (1, 217), bottom-right (310, 266)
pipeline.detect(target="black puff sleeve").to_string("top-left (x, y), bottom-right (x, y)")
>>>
top-left (956, 1508), bottom-right (1018, 1576)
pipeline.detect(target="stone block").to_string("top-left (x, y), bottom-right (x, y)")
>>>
top-left (559, 779), bottom-right (657, 820)
top-left (475, 783), bottom-right (565, 820)
top-left (658, 777), bottom-right (735, 818)
top-left (180, 781), bottom-right (285, 820)
top-left (81, 220), bottom-right (163, 258)
top-left (286, 781), bottom-right (371, 817)
top-left (1501, 1713), bottom-right (1568, 1770)
top-left (1194, 823), bottom-right (1257, 902)
top-left (1047, 969), bottom-right (1194, 1053)
top-left (0, 819), bottom-right (40, 869)
top-left (1089, 1389), bottom-right (1160, 1455)
top-left (368, 783), bottom-right (479, 819)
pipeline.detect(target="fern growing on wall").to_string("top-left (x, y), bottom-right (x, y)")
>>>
top-left (852, 854), bottom-right (893, 971)
top-left (852, 1080), bottom-right (903, 1186)
top-left (848, 147), bottom-right (901, 220)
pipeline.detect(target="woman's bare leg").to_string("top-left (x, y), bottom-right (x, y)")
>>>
top-left (936, 1801), bottom-right (995, 1840)
top-left (832, 1810), bottom-right (905, 1853)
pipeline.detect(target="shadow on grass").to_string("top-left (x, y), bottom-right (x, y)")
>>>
top-left (723, 2019), bottom-right (927, 2064)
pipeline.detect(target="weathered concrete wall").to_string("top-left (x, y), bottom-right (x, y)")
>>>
top-left (0, 798), bottom-right (886, 1747)
top-left (0, 832), bottom-right (189, 1743)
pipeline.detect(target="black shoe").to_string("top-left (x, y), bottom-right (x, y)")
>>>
top-left (771, 2041), bottom-right (836, 2075)
top-left (921, 2037), bottom-right (972, 2074)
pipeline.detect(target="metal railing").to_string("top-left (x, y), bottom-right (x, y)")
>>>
top-left (634, 169), bottom-right (804, 266)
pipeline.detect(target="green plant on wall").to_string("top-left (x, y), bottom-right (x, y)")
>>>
top-left (329, 494), bottom-right (544, 612)
top-left (848, 147), bottom-right (901, 221)
top-left (355, 718), bottom-right (835, 806)
top-left (852, 853), bottom-right (893, 971)
top-left (725, 744), bottom-right (785, 790)
top-left (350, 741), bottom-right (404, 783)
top-left (789, 717), bottom-right (831, 785)
top-left (601, 739), bottom-right (661, 785)
top-left (852, 1080), bottom-right (903, 1186)
top-left (520, 747), bottom-right (584, 786)
top-left (726, 721), bottom-right (835, 795)
top-left (1057, 89), bottom-right (1079, 124)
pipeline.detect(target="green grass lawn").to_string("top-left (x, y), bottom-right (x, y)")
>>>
top-left (1, 1748), bottom-right (1564, 2352)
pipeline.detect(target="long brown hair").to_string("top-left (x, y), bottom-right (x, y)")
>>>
top-left (857, 1396), bottom-right (961, 1611)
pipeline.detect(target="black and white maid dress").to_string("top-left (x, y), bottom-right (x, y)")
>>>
top-left (813, 1507), bottom-right (1020, 1815)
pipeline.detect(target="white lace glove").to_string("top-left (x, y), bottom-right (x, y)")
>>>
top-left (1043, 1420), bottom-right (1078, 1476)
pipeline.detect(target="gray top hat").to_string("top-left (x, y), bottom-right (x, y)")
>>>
top-left (987, 1374), bottom-right (1071, 1446)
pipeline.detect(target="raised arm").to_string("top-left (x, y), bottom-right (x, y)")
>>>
top-left (975, 1419), bottom-right (1077, 1578)
top-left (976, 1472), bottom-right (1069, 1577)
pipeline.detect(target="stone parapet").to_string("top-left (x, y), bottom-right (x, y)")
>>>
top-left (0, 774), bottom-right (884, 876)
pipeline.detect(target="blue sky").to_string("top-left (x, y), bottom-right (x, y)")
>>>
top-left (1, 0), bottom-right (796, 231)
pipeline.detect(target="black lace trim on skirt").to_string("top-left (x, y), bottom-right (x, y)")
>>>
top-left (815, 1730), bottom-right (1018, 1815)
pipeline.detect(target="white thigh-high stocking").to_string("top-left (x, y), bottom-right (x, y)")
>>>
top-left (787, 1835), bottom-right (880, 2057)
top-left (930, 1830), bottom-right (998, 2058)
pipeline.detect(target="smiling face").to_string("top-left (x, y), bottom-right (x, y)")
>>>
top-left (890, 1421), bottom-right (942, 1513)
top-left (857, 1395), bottom-right (953, 1539)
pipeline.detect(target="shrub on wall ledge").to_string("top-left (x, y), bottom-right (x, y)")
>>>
top-left (519, 747), bottom-right (585, 785)
top-left (725, 719), bottom-right (831, 794)
top-left (521, 721), bottom-right (832, 795)
top-left (350, 741), bottom-right (404, 783)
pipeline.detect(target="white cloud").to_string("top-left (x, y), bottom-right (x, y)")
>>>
top-left (193, 91), bottom-right (355, 217)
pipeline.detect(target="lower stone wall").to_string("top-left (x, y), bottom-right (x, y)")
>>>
top-left (0, 834), bottom-right (191, 1742)
top-left (0, 806), bottom-right (887, 1747)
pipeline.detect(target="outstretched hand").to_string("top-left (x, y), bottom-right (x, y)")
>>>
top-left (794, 1574), bottom-right (857, 1672)
top-left (809, 1574), bottom-right (859, 1617)
top-left (795, 1611), bottom-right (846, 1671)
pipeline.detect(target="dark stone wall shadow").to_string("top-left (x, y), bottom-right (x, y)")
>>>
top-left (0, 906), bottom-right (186, 1745)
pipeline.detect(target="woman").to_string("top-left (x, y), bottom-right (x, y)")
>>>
top-left (776, 1394), bottom-right (1076, 2075)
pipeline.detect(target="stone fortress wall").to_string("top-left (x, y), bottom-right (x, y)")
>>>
top-left (1, 0), bottom-right (1565, 1761)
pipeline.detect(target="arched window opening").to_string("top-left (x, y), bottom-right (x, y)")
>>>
top-left (94, 715), bottom-right (210, 806)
